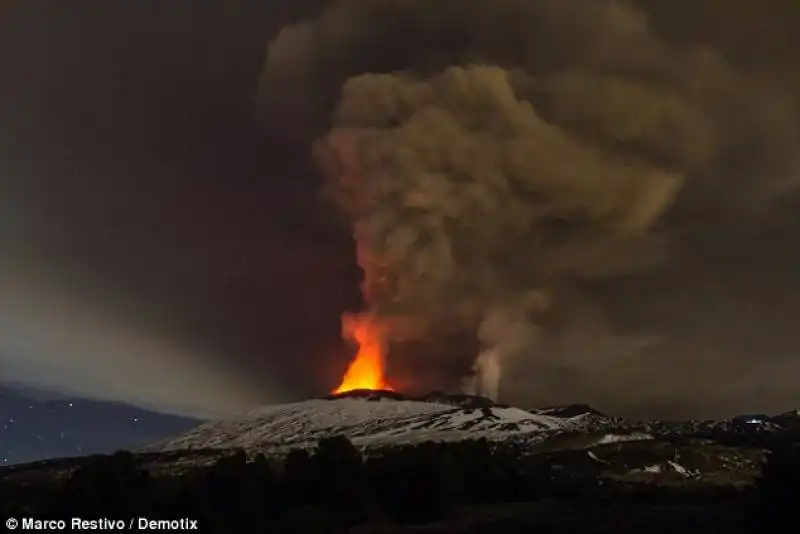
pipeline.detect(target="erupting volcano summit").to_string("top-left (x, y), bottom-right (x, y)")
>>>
top-left (332, 313), bottom-right (393, 394)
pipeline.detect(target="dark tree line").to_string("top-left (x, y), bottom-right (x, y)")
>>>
top-left (0, 438), bottom-right (550, 532)
top-left (0, 437), bottom-right (797, 533)
top-left (746, 443), bottom-right (800, 533)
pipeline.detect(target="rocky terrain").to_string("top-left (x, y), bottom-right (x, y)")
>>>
top-left (134, 390), bottom-right (798, 490)
top-left (2, 391), bottom-right (797, 494)
top-left (0, 391), bottom-right (796, 534)
top-left (152, 389), bottom-right (799, 448)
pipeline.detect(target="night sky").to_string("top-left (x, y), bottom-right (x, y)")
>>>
top-left (1, 1), bottom-right (799, 425)
top-left (0, 384), bottom-right (198, 465)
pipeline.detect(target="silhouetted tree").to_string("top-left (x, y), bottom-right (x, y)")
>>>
top-left (250, 453), bottom-right (280, 521)
top-left (198, 450), bottom-right (280, 533)
top-left (56, 451), bottom-right (151, 516)
top-left (0, 479), bottom-right (36, 516)
top-left (146, 470), bottom-right (203, 519)
top-left (273, 505), bottom-right (346, 534)
top-left (746, 443), bottom-right (800, 533)
top-left (491, 442), bottom-right (531, 501)
top-left (370, 442), bottom-right (463, 524)
top-left (449, 438), bottom-right (510, 502)
top-left (280, 448), bottom-right (315, 509)
top-left (310, 435), bottom-right (369, 525)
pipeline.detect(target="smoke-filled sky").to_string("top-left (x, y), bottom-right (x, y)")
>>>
top-left (1, 1), bottom-right (799, 420)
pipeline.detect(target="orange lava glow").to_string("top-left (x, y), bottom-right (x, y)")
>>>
top-left (333, 314), bottom-right (393, 393)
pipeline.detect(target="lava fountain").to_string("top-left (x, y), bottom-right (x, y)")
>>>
top-left (333, 313), bottom-right (393, 393)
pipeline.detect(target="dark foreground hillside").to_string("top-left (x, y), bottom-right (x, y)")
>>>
top-left (0, 437), bottom-right (797, 533)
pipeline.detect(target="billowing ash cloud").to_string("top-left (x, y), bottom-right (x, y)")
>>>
top-left (258, 0), bottom-right (800, 415)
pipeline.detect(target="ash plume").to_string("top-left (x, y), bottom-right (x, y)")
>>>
top-left (258, 0), bottom-right (800, 414)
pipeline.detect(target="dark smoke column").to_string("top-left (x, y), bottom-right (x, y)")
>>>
top-left (311, 65), bottom-right (680, 399)
top-left (257, 0), bottom-right (800, 403)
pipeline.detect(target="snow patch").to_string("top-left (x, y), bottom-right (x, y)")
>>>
top-left (596, 432), bottom-right (653, 445)
top-left (587, 450), bottom-right (609, 464)
top-left (152, 397), bottom-right (572, 454)
top-left (667, 460), bottom-right (699, 478)
top-left (633, 461), bottom-right (699, 478)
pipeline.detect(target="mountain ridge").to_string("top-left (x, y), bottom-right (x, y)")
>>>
top-left (0, 385), bottom-right (200, 465)
top-left (2, 391), bottom-right (796, 499)
top-left (150, 390), bottom-right (800, 458)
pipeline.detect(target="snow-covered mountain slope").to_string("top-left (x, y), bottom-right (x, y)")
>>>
top-left (150, 389), bottom-right (800, 457)
top-left (152, 391), bottom-right (594, 454)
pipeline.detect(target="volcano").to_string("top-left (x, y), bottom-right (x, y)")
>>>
top-left (149, 390), bottom-right (672, 459)
top-left (150, 390), bottom-right (800, 459)
top-left (151, 391), bottom-right (585, 456)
